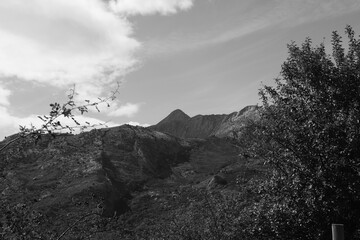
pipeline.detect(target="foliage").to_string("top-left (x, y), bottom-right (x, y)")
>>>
top-left (0, 203), bottom-right (51, 239)
top-left (246, 25), bottom-right (360, 239)
top-left (118, 188), bottom-right (255, 240)
top-left (0, 82), bottom-right (120, 152)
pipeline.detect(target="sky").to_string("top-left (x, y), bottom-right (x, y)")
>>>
top-left (1, 0), bottom-right (360, 140)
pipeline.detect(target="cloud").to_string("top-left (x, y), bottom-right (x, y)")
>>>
top-left (0, 104), bottom-right (148, 141)
top-left (109, 0), bottom-right (193, 16)
top-left (0, 0), bottom-right (142, 88)
top-left (271, 0), bottom-right (360, 27)
top-left (0, 0), bottom-right (195, 89)
top-left (145, 0), bottom-right (360, 57)
top-left (0, 105), bottom-right (119, 140)
top-left (0, 83), bottom-right (11, 106)
top-left (0, 106), bottom-right (15, 128)
top-left (0, 106), bottom-right (43, 139)
top-left (126, 121), bottom-right (150, 127)
top-left (145, 21), bottom-right (270, 57)
top-left (108, 102), bottom-right (140, 117)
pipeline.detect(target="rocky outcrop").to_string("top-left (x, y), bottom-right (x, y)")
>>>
top-left (214, 105), bottom-right (259, 138)
top-left (150, 105), bottom-right (259, 139)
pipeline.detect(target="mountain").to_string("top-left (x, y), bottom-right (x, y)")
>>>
top-left (0, 112), bottom-right (264, 239)
top-left (151, 109), bottom-right (191, 138)
top-left (0, 125), bottom-right (190, 236)
top-left (150, 105), bottom-right (259, 139)
top-left (158, 109), bottom-right (190, 123)
top-left (214, 105), bottom-right (259, 137)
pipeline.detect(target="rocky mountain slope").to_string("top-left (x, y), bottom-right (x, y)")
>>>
top-left (150, 105), bottom-right (259, 139)
top-left (0, 116), bottom-right (265, 239)
top-left (0, 126), bottom-right (190, 237)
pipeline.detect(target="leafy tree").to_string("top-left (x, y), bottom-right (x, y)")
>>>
top-left (248, 25), bottom-right (360, 239)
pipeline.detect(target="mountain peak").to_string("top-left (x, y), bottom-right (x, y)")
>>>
top-left (159, 109), bottom-right (190, 124)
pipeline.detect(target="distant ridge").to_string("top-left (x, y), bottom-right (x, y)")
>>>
top-left (149, 105), bottom-right (259, 139)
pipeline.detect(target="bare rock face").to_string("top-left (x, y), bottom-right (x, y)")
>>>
top-left (150, 105), bottom-right (259, 139)
top-left (214, 105), bottom-right (260, 138)
top-left (0, 125), bottom-right (191, 232)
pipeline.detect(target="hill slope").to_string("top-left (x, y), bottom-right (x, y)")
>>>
top-left (0, 124), bottom-right (265, 238)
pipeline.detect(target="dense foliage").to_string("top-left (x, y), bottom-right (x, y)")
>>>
top-left (248, 25), bottom-right (360, 239)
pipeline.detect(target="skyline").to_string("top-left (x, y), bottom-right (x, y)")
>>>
top-left (1, 0), bottom-right (360, 140)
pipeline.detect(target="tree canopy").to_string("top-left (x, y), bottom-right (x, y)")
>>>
top-left (249, 25), bottom-right (360, 239)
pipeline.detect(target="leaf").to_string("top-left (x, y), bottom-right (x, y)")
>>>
top-left (37, 116), bottom-right (45, 122)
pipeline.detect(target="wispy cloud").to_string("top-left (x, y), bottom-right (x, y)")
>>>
top-left (0, 83), bottom-right (11, 106)
top-left (144, 20), bottom-right (269, 57)
top-left (109, 0), bottom-right (193, 16)
top-left (126, 121), bottom-right (150, 127)
top-left (145, 0), bottom-right (360, 57)
top-left (271, 0), bottom-right (360, 27)
top-left (108, 102), bottom-right (141, 117)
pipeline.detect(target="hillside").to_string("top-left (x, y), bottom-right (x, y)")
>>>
top-left (0, 124), bottom-right (265, 239)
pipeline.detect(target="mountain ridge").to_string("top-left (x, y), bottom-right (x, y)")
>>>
top-left (0, 107), bottom-right (265, 238)
top-left (149, 105), bottom-right (259, 139)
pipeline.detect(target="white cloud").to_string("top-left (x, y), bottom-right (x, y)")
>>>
top-left (0, 83), bottom-right (11, 106)
top-left (0, 106), bottom-right (43, 139)
top-left (0, 104), bottom-right (149, 141)
top-left (109, 0), bottom-right (193, 16)
top-left (0, 0), bottom-right (141, 88)
top-left (108, 102), bottom-right (140, 117)
top-left (0, 105), bottom-right (119, 140)
top-left (0, 106), bottom-right (15, 127)
top-left (126, 121), bottom-right (150, 127)
top-left (0, 0), bottom-right (195, 88)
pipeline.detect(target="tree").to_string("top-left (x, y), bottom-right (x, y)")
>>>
top-left (249, 26), bottom-right (360, 239)
top-left (0, 82), bottom-right (120, 152)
